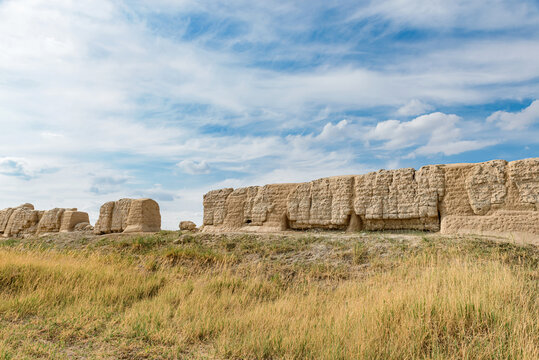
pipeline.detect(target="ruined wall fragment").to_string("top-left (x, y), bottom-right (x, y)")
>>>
top-left (60, 211), bottom-right (90, 232)
top-left (465, 160), bottom-right (507, 215)
top-left (508, 158), bottom-right (539, 209)
top-left (3, 205), bottom-right (42, 237)
top-left (287, 182), bottom-right (311, 225)
top-left (351, 165), bottom-right (444, 231)
top-left (287, 176), bottom-right (353, 229)
top-left (111, 198), bottom-right (132, 233)
top-left (441, 211), bottom-right (539, 239)
top-left (94, 198), bottom-right (161, 234)
top-left (203, 183), bottom-right (297, 232)
top-left (439, 158), bottom-right (538, 238)
top-left (37, 208), bottom-right (89, 234)
top-left (202, 157), bottom-right (538, 239)
top-left (94, 201), bottom-right (115, 234)
top-left (0, 208), bottom-right (15, 234)
top-left (124, 199), bottom-right (161, 233)
top-left (203, 188), bottom-right (233, 226)
top-left (416, 165), bottom-right (445, 218)
top-left (0, 204), bottom-right (91, 237)
top-left (37, 208), bottom-right (67, 233)
top-left (439, 164), bottom-right (475, 217)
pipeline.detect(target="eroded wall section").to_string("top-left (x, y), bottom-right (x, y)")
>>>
top-left (94, 198), bottom-right (161, 234)
top-left (202, 158), bottom-right (538, 238)
top-left (0, 204), bottom-right (91, 238)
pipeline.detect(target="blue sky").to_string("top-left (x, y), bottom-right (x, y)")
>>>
top-left (0, 0), bottom-right (538, 229)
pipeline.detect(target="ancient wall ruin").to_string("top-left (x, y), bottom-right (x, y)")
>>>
top-left (1, 198), bottom-right (162, 237)
top-left (202, 158), bottom-right (539, 239)
top-left (94, 198), bottom-right (161, 234)
top-left (0, 204), bottom-right (91, 238)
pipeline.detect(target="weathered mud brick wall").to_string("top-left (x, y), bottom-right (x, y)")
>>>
top-left (203, 184), bottom-right (297, 232)
top-left (94, 198), bottom-right (161, 234)
top-left (0, 204), bottom-right (91, 238)
top-left (440, 158), bottom-right (538, 238)
top-left (202, 158), bottom-right (538, 239)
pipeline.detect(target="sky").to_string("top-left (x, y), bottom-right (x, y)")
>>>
top-left (0, 0), bottom-right (538, 229)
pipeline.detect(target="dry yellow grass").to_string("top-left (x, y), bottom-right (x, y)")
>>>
top-left (0, 231), bottom-right (537, 359)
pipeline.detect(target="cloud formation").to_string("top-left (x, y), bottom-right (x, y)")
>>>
top-left (487, 100), bottom-right (539, 130)
top-left (177, 160), bottom-right (211, 175)
top-left (0, 158), bottom-right (33, 180)
top-left (0, 0), bottom-right (537, 228)
top-left (397, 99), bottom-right (433, 117)
top-left (365, 112), bottom-right (496, 157)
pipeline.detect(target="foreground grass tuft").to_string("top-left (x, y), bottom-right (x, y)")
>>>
top-left (0, 231), bottom-right (537, 359)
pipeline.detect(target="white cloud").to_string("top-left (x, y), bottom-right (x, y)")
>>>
top-left (40, 131), bottom-right (63, 139)
top-left (486, 100), bottom-right (539, 130)
top-left (413, 140), bottom-right (495, 157)
top-left (177, 160), bottom-right (211, 174)
top-left (0, 157), bottom-right (34, 179)
top-left (135, 184), bottom-right (177, 203)
top-left (351, 0), bottom-right (539, 30)
top-left (367, 112), bottom-right (495, 157)
top-left (317, 119), bottom-right (348, 140)
top-left (89, 175), bottom-right (130, 195)
top-left (368, 112), bottom-right (460, 150)
top-left (397, 99), bottom-right (433, 116)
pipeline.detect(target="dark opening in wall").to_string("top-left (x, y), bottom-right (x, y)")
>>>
top-left (280, 213), bottom-right (290, 231)
top-left (245, 219), bottom-right (252, 224)
top-left (347, 213), bottom-right (363, 232)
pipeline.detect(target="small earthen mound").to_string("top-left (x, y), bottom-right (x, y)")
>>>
top-left (74, 222), bottom-right (94, 232)
top-left (179, 221), bottom-right (197, 231)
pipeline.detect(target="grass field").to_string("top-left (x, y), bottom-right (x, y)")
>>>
top-left (0, 230), bottom-right (537, 359)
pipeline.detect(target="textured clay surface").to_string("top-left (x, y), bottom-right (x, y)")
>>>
top-left (202, 158), bottom-right (538, 239)
top-left (179, 221), bottom-right (197, 231)
top-left (123, 199), bottom-right (161, 233)
top-left (0, 204), bottom-right (90, 238)
top-left (94, 198), bottom-right (161, 234)
top-left (60, 211), bottom-right (90, 232)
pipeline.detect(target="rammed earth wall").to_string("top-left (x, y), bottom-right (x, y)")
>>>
top-left (202, 158), bottom-right (539, 239)
top-left (0, 204), bottom-right (90, 238)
